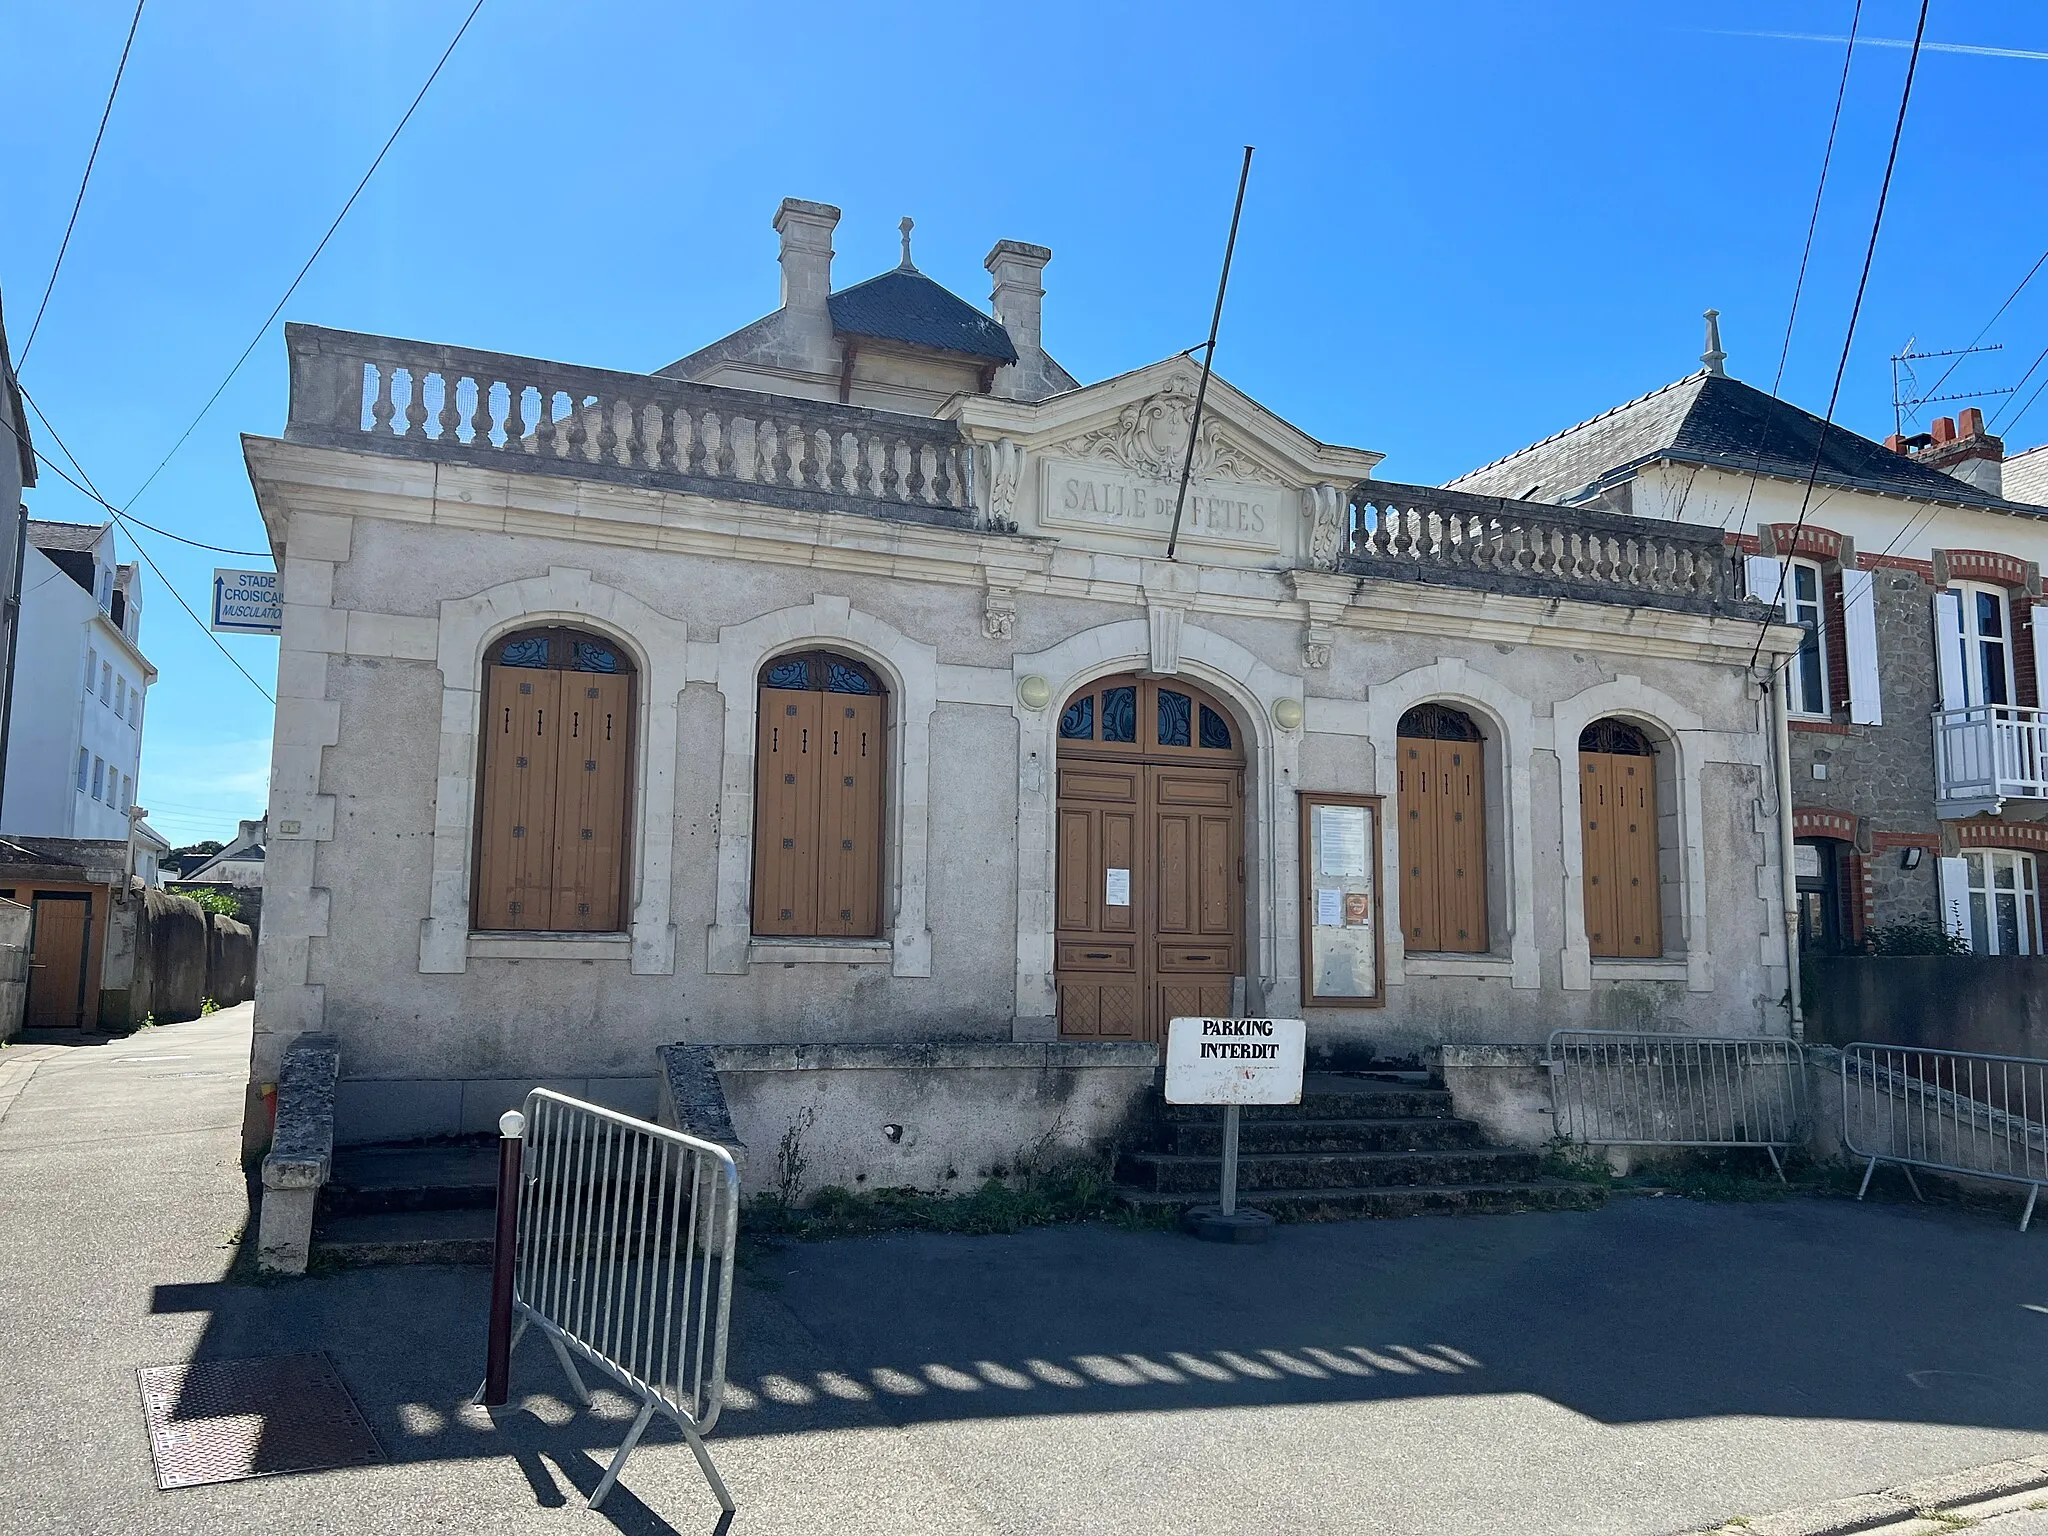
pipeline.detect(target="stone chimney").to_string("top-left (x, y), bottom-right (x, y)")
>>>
top-left (772, 198), bottom-right (840, 376)
top-left (1899, 407), bottom-right (2006, 497)
top-left (985, 240), bottom-right (1052, 401)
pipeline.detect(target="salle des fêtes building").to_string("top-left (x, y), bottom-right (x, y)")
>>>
top-left (240, 198), bottom-right (1801, 1184)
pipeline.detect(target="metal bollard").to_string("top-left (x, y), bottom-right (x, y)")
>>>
top-left (481, 1109), bottom-right (525, 1407)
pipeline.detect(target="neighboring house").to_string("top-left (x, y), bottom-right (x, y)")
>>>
top-left (1448, 315), bottom-right (2048, 959)
top-left (174, 816), bottom-right (265, 888)
top-left (239, 198), bottom-right (1799, 1168)
top-left (0, 521), bottom-right (156, 844)
top-left (0, 286), bottom-right (36, 830)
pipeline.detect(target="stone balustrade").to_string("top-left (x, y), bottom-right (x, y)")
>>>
top-left (1346, 480), bottom-right (1752, 616)
top-left (283, 323), bottom-right (979, 527)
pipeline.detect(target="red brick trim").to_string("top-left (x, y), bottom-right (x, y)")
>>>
top-left (1872, 831), bottom-right (1941, 851)
top-left (1860, 553), bottom-right (1937, 581)
top-left (1793, 807), bottom-right (1859, 840)
top-left (1789, 718), bottom-right (1851, 735)
top-left (1765, 523), bottom-right (1845, 562)
top-left (1937, 548), bottom-right (2034, 590)
top-left (1845, 849), bottom-right (1870, 945)
top-left (1956, 820), bottom-right (2048, 851)
top-left (1727, 531), bottom-right (1760, 555)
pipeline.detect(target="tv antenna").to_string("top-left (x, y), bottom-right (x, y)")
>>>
top-left (1890, 339), bottom-right (2015, 435)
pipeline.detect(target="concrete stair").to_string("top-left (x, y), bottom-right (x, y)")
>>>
top-left (312, 1137), bottom-right (500, 1265)
top-left (1116, 1073), bottom-right (1602, 1221)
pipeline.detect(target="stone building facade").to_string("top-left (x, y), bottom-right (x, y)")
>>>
top-left (240, 202), bottom-right (1800, 1179)
top-left (1452, 320), bottom-right (2048, 962)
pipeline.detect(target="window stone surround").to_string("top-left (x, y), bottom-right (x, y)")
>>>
top-left (706, 596), bottom-right (938, 979)
top-left (424, 567), bottom-right (690, 976)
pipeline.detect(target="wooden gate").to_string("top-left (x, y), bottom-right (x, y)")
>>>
top-left (26, 893), bottom-right (92, 1030)
top-left (1054, 675), bottom-right (1244, 1042)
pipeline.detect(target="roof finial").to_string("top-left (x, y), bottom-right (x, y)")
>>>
top-left (898, 216), bottom-right (916, 272)
top-left (1701, 308), bottom-right (1727, 377)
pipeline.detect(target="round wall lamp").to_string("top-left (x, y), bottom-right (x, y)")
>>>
top-left (1272, 697), bottom-right (1304, 732)
top-left (1017, 675), bottom-right (1052, 711)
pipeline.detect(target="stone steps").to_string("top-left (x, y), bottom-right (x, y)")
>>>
top-left (1119, 1146), bottom-right (1543, 1194)
top-left (1121, 1071), bottom-right (1600, 1222)
top-left (321, 1140), bottom-right (498, 1216)
top-left (1165, 1116), bottom-right (1486, 1156)
top-left (1118, 1181), bottom-right (1605, 1222)
top-left (312, 1208), bottom-right (495, 1267)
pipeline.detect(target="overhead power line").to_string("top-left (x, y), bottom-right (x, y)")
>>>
top-left (18, 0), bottom-right (147, 369)
top-left (17, 390), bottom-right (275, 705)
top-left (119, 0), bottom-right (488, 515)
top-left (1751, 0), bottom-right (1931, 671)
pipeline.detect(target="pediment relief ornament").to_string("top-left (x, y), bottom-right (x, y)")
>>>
top-left (1054, 373), bottom-right (1285, 487)
top-left (1301, 482), bottom-right (1346, 571)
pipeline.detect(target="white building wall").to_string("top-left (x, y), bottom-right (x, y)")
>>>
top-left (3, 540), bottom-right (152, 840)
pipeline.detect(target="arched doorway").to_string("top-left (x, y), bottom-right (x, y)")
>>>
top-left (1053, 673), bottom-right (1245, 1041)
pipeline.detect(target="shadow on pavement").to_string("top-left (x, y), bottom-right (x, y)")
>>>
top-left (153, 1189), bottom-right (2048, 1526)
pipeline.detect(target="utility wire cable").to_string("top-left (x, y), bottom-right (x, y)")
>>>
top-left (1750, 0), bottom-right (1930, 671)
top-left (17, 0), bottom-right (146, 369)
top-left (1991, 341), bottom-right (2048, 432)
top-left (0, 401), bottom-right (270, 557)
top-left (1914, 246), bottom-right (2048, 414)
top-left (1720, 0), bottom-right (1864, 535)
top-left (119, 0), bottom-right (487, 514)
top-left (17, 393), bottom-right (274, 704)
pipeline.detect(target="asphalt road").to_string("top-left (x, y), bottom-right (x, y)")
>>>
top-left (3, 1004), bottom-right (2046, 1536)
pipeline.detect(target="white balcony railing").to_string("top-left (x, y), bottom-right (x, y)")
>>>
top-left (1934, 704), bottom-right (2048, 809)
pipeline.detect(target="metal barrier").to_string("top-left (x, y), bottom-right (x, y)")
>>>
top-left (1544, 1030), bottom-right (1809, 1180)
top-left (475, 1089), bottom-right (740, 1514)
top-left (1841, 1043), bottom-right (2048, 1231)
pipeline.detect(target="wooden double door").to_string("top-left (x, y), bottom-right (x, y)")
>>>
top-left (1054, 675), bottom-right (1245, 1043)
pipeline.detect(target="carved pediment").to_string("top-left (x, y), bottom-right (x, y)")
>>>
top-left (1053, 370), bottom-right (1287, 488)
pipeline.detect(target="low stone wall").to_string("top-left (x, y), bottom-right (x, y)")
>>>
top-left (1436, 1044), bottom-right (1554, 1148)
top-left (259, 1033), bottom-right (340, 1274)
top-left (1805, 955), bottom-right (2048, 1060)
top-left (0, 898), bottom-right (28, 1043)
top-left (698, 1041), bottom-right (1162, 1200)
top-left (205, 914), bottom-right (255, 1006)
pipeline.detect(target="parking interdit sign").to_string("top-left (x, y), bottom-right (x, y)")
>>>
top-left (211, 568), bottom-right (282, 635)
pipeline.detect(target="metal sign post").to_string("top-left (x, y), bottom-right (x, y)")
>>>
top-left (1165, 1015), bottom-right (1306, 1243)
top-left (481, 1109), bottom-right (524, 1407)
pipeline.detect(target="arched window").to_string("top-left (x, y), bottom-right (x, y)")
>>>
top-left (474, 626), bottom-right (635, 932)
top-left (1578, 718), bottom-right (1661, 958)
top-left (753, 651), bottom-right (887, 938)
top-left (1396, 705), bottom-right (1487, 953)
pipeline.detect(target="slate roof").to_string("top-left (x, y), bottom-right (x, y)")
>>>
top-left (1448, 372), bottom-right (2030, 513)
top-left (2007, 443), bottom-right (2048, 507)
top-left (827, 268), bottom-right (1018, 364)
top-left (27, 518), bottom-right (109, 552)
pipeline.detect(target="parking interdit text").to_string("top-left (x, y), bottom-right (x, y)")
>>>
top-left (1198, 1018), bottom-right (1279, 1060)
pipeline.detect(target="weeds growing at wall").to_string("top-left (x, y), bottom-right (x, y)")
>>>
top-left (742, 1157), bottom-right (1170, 1243)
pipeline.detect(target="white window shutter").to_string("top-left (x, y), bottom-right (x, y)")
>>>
top-left (1841, 567), bottom-right (1882, 725)
top-left (2034, 603), bottom-right (2048, 713)
top-left (1746, 555), bottom-right (1788, 614)
top-left (1933, 590), bottom-right (1966, 713)
top-left (1937, 855), bottom-right (1972, 949)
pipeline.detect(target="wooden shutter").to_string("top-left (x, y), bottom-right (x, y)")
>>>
top-left (1398, 738), bottom-right (1487, 954)
top-left (1398, 741), bottom-right (1442, 952)
top-left (1582, 751), bottom-right (1661, 958)
top-left (476, 665), bottom-right (561, 930)
top-left (1439, 740), bottom-right (1487, 951)
top-left (753, 692), bottom-right (822, 935)
top-left (550, 672), bottom-right (632, 931)
top-left (1842, 568), bottom-right (1883, 725)
top-left (815, 694), bottom-right (883, 937)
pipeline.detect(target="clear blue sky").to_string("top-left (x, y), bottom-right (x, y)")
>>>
top-left (3, 1), bottom-right (2045, 847)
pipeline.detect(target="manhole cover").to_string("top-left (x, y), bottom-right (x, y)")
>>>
top-left (137, 1352), bottom-right (385, 1490)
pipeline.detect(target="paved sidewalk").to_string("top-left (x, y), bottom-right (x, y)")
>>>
top-left (3, 1005), bottom-right (2047, 1536)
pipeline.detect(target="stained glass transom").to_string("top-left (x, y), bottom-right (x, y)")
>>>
top-left (1579, 718), bottom-right (1655, 755)
top-left (1060, 695), bottom-right (1094, 741)
top-left (498, 635), bottom-right (552, 668)
top-left (759, 652), bottom-right (886, 696)
top-left (1199, 705), bottom-right (1233, 750)
top-left (1398, 704), bottom-right (1482, 741)
top-left (1158, 689), bottom-right (1192, 747)
top-left (494, 628), bottom-right (634, 673)
top-left (1102, 687), bottom-right (1137, 744)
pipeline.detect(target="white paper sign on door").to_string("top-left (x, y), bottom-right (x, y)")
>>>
top-left (1105, 867), bottom-right (1131, 907)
